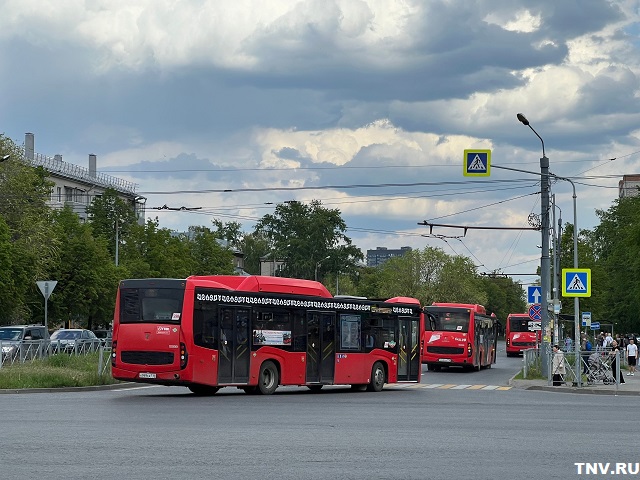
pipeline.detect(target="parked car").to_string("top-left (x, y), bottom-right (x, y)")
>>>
top-left (0, 324), bottom-right (50, 363)
top-left (50, 329), bottom-right (102, 354)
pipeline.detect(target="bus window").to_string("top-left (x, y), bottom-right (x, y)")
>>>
top-left (193, 303), bottom-right (218, 349)
top-left (340, 314), bottom-right (361, 350)
top-left (120, 287), bottom-right (184, 324)
top-left (432, 312), bottom-right (470, 332)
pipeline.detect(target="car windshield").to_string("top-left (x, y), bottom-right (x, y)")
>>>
top-left (0, 328), bottom-right (22, 341)
top-left (51, 330), bottom-right (81, 340)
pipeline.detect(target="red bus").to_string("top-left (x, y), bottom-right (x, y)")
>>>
top-left (421, 303), bottom-right (498, 371)
top-left (505, 313), bottom-right (540, 357)
top-left (111, 275), bottom-right (423, 395)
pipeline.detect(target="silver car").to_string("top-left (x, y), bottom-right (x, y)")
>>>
top-left (0, 325), bottom-right (49, 363)
top-left (50, 329), bottom-right (102, 354)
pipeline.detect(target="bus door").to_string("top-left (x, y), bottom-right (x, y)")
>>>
top-left (397, 316), bottom-right (421, 382)
top-left (217, 307), bottom-right (251, 384)
top-left (306, 311), bottom-right (335, 384)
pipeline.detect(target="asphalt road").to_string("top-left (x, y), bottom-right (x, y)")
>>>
top-left (2, 343), bottom-right (634, 480)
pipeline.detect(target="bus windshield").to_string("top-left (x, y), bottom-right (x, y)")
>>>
top-left (430, 311), bottom-right (470, 333)
top-left (509, 316), bottom-right (535, 332)
top-left (119, 287), bottom-right (185, 324)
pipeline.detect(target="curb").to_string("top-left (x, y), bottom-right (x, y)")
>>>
top-left (525, 385), bottom-right (640, 396)
top-left (0, 382), bottom-right (139, 394)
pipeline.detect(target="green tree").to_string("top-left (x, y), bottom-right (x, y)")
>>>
top-left (0, 134), bottom-right (58, 323)
top-left (86, 188), bottom-right (138, 261)
top-left (46, 207), bottom-right (120, 329)
top-left (591, 197), bottom-right (640, 333)
top-left (254, 200), bottom-right (363, 280)
top-left (239, 231), bottom-right (270, 275)
top-left (120, 219), bottom-right (193, 278)
top-left (480, 274), bottom-right (527, 323)
top-left (187, 226), bottom-right (235, 275)
top-left (212, 219), bottom-right (243, 249)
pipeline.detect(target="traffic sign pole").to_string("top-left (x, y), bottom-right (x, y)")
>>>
top-left (36, 280), bottom-right (57, 330)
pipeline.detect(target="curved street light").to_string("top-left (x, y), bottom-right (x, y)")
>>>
top-left (315, 256), bottom-right (330, 282)
top-left (0, 154), bottom-right (10, 162)
top-left (517, 113), bottom-right (551, 377)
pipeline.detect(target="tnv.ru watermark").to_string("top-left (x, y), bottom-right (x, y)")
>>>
top-left (576, 463), bottom-right (640, 475)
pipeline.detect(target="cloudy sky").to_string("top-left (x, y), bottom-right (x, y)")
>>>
top-left (2, 0), bottom-right (640, 289)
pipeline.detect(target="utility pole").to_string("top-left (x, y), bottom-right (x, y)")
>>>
top-left (518, 113), bottom-right (551, 377)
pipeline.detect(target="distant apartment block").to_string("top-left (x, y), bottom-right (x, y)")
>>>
top-left (22, 133), bottom-right (145, 222)
top-left (619, 174), bottom-right (640, 198)
top-left (366, 246), bottom-right (412, 267)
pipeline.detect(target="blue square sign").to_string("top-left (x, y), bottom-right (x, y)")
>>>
top-left (562, 268), bottom-right (591, 297)
top-left (527, 286), bottom-right (542, 304)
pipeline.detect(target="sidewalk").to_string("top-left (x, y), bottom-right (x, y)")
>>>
top-left (510, 371), bottom-right (640, 395)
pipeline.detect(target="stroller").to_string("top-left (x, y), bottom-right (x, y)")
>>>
top-left (587, 353), bottom-right (615, 385)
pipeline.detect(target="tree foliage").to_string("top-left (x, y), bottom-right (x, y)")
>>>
top-left (254, 200), bottom-right (363, 280)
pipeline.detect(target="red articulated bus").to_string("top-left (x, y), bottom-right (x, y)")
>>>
top-left (421, 303), bottom-right (498, 371)
top-left (111, 275), bottom-right (423, 395)
top-left (505, 313), bottom-right (541, 357)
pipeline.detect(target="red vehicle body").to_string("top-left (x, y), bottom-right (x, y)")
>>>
top-left (111, 275), bottom-right (423, 395)
top-left (505, 313), bottom-right (541, 356)
top-left (422, 303), bottom-right (498, 371)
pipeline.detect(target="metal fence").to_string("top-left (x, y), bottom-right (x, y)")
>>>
top-left (521, 347), bottom-right (623, 389)
top-left (0, 340), bottom-right (112, 378)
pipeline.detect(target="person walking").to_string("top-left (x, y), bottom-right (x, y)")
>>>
top-left (552, 344), bottom-right (566, 386)
top-left (581, 333), bottom-right (592, 375)
top-left (627, 338), bottom-right (638, 376)
top-left (610, 340), bottom-right (625, 384)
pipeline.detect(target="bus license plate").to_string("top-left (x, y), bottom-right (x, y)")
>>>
top-left (438, 359), bottom-right (452, 363)
top-left (139, 372), bottom-right (156, 379)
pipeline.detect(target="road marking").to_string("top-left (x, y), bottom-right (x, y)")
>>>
top-left (389, 383), bottom-right (512, 391)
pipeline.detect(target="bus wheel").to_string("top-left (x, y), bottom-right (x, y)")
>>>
top-left (307, 385), bottom-right (324, 392)
top-left (367, 362), bottom-right (385, 392)
top-left (188, 385), bottom-right (219, 396)
top-left (258, 361), bottom-right (279, 395)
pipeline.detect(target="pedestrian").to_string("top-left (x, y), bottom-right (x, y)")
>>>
top-left (552, 344), bottom-right (566, 386)
top-left (627, 338), bottom-right (638, 376)
top-left (604, 332), bottom-right (613, 350)
top-left (581, 333), bottom-right (592, 374)
top-left (610, 340), bottom-right (625, 384)
top-left (564, 335), bottom-right (573, 352)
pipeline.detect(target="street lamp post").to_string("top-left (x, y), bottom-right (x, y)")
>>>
top-left (315, 256), bottom-right (330, 282)
top-left (0, 154), bottom-right (10, 162)
top-left (517, 113), bottom-right (551, 377)
top-left (554, 174), bottom-right (581, 383)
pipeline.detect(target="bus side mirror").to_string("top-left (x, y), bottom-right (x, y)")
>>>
top-left (427, 313), bottom-right (437, 331)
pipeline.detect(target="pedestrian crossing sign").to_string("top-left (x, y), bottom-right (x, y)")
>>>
top-left (463, 149), bottom-right (491, 177)
top-left (562, 268), bottom-right (591, 297)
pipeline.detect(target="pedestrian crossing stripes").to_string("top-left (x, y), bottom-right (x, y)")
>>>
top-left (390, 383), bottom-right (512, 391)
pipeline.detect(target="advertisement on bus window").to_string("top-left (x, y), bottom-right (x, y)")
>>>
top-left (253, 329), bottom-right (292, 346)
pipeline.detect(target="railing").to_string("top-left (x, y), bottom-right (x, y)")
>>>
top-left (24, 150), bottom-right (138, 195)
top-left (521, 348), bottom-right (624, 390)
top-left (0, 339), bottom-right (112, 374)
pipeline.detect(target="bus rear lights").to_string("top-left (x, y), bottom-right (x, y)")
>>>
top-left (467, 343), bottom-right (472, 357)
top-left (111, 341), bottom-right (117, 366)
top-left (180, 342), bottom-right (188, 369)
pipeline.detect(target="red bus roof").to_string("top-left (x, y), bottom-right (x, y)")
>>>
top-left (386, 296), bottom-right (421, 306)
top-left (186, 275), bottom-right (333, 298)
top-left (431, 302), bottom-right (487, 314)
top-left (507, 313), bottom-right (530, 318)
